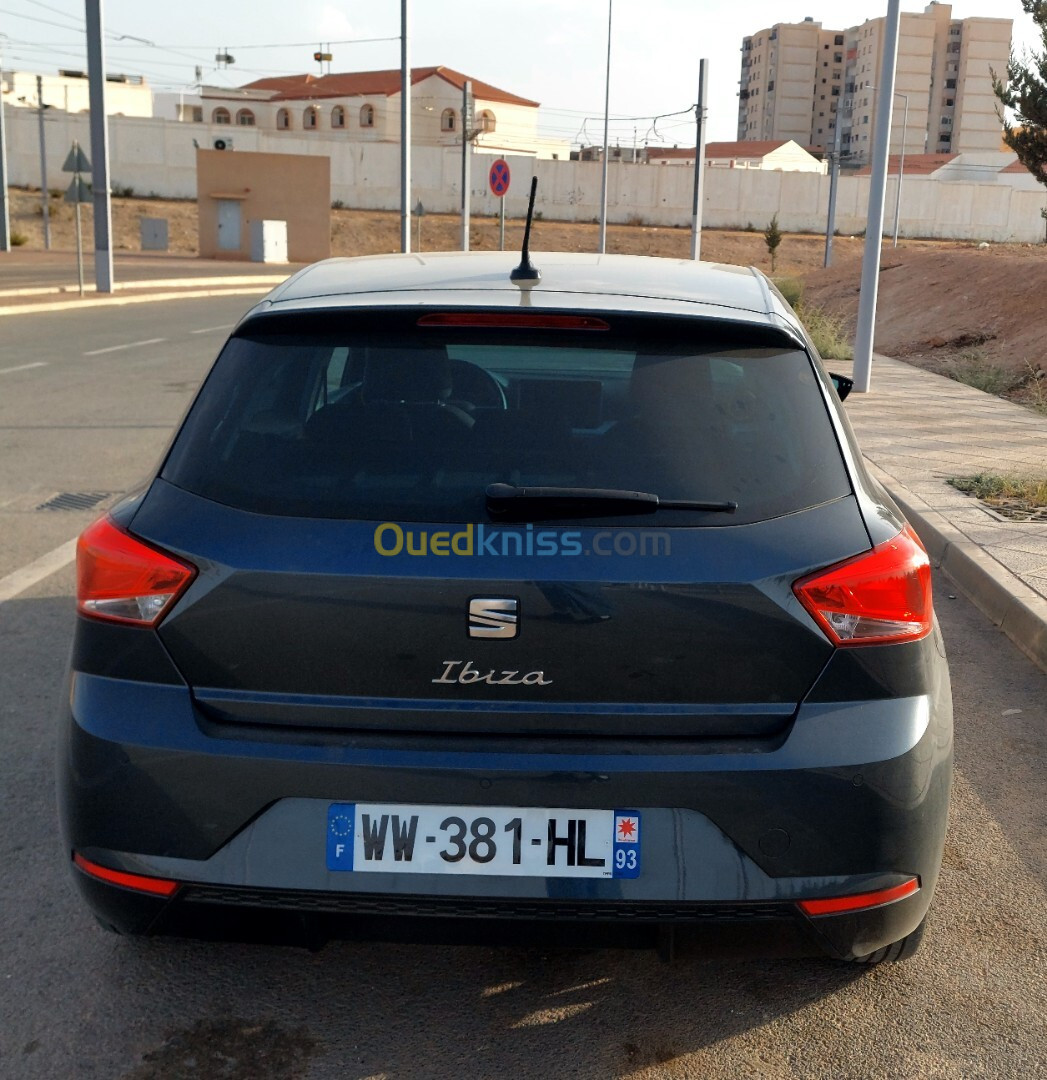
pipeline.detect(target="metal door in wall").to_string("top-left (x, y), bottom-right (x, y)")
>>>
top-left (217, 199), bottom-right (242, 251)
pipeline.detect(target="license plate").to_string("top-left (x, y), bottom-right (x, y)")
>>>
top-left (327, 803), bottom-right (641, 879)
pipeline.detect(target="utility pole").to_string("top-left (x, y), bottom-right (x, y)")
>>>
top-left (0, 53), bottom-right (10, 251)
top-left (36, 75), bottom-right (51, 250)
top-left (598, 0), bottom-right (612, 253)
top-left (853, 0), bottom-right (901, 393)
top-left (461, 79), bottom-right (472, 252)
top-left (400, 0), bottom-right (411, 253)
top-left (690, 59), bottom-right (709, 261)
top-left (824, 97), bottom-right (845, 267)
top-left (85, 0), bottom-right (114, 292)
top-left (892, 92), bottom-right (909, 247)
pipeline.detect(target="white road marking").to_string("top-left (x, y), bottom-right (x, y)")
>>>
top-left (190, 325), bottom-right (232, 335)
top-left (83, 337), bottom-right (167, 357)
top-left (0, 362), bottom-right (48, 376)
top-left (0, 539), bottom-right (77, 607)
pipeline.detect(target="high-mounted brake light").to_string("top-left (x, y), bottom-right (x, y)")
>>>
top-left (793, 525), bottom-right (932, 647)
top-left (73, 853), bottom-right (180, 897)
top-left (76, 516), bottom-right (196, 627)
top-left (417, 313), bottom-right (609, 330)
top-left (797, 877), bottom-right (920, 916)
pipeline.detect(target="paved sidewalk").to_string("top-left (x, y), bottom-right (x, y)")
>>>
top-left (839, 354), bottom-right (1047, 672)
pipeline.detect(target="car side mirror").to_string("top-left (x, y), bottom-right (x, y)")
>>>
top-left (829, 373), bottom-right (853, 401)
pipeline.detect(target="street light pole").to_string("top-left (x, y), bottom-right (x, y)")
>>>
top-left (400, 0), bottom-right (411, 253)
top-left (892, 92), bottom-right (908, 247)
top-left (690, 59), bottom-right (709, 261)
top-left (0, 52), bottom-right (10, 252)
top-left (853, 0), bottom-right (901, 394)
top-left (824, 95), bottom-right (846, 268)
top-left (85, 0), bottom-right (114, 292)
top-left (598, 0), bottom-right (612, 254)
top-left (36, 75), bottom-right (51, 250)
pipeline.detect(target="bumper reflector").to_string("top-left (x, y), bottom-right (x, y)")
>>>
top-left (798, 877), bottom-right (919, 916)
top-left (73, 853), bottom-right (180, 898)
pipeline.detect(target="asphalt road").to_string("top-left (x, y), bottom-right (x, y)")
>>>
top-left (1, 298), bottom-right (1045, 1080)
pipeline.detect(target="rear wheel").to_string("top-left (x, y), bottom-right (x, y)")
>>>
top-left (845, 915), bottom-right (927, 965)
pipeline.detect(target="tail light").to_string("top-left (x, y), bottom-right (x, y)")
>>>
top-left (798, 877), bottom-right (920, 916)
top-left (73, 852), bottom-right (180, 897)
top-left (77, 516), bottom-right (196, 627)
top-left (793, 525), bottom-right (932, 647)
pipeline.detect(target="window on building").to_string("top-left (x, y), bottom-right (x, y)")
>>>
top-left (831, 86), bottom-right (840, 97)
top-left (190, 106), bottom-right (203, 123)
top-left (945, 97), bottom-right (954, 107)
top-left (236, 109), bottom-right (255, 126)
top-left (360, 103), bottom-right (375, 127)
top-left (277, 108), bottom-right (291, 130)
top-left (331, 106), bottom-right (345, 128)
top-left (479, 109), bottom-right (496, 132)
top-left (304, 106), bottom-right (318, 129)
top-left (441, 108), bottom-right (456, 132)
top-left (835, 34), bottom-right (844, 45)
top-left (767, 81), bottom-right (774, 92)
top-left (834, 53), bottom-right (843, 63)
top-left (212, 107), bottom-right (231, 124)
top-left (946, 79), bottom-right (957, 89)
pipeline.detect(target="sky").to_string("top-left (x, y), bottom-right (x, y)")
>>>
top-left (0, 0), bottom-right (1042, 146)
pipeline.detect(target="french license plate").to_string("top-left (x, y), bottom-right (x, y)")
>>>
top-left (327, 803), bottom-right (641, 879)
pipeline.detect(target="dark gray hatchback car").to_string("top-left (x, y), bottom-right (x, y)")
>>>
top-left (59, 251), bottom-right (952, 962)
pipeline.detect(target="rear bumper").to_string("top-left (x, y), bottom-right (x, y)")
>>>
top-left (59, 671), bottom-right (952, 959)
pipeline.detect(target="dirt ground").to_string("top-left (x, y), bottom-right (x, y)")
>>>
top-left (7, 185), bottom-right (1046, 408)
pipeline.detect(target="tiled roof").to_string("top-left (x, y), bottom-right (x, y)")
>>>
top-left (647, 140), bottom-right (792, 159)
top-left (241, 66), bottom-right (539, 107)
top-left (854, 153), bottom-right (957, 175)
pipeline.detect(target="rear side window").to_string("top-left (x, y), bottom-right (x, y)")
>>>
top-left (162, 312), bottom-right (851, 525)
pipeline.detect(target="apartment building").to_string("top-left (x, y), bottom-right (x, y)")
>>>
top-left (738, 18), bottom-right (845, 153)
top-left (737, 4), bottom-right (1011, 163)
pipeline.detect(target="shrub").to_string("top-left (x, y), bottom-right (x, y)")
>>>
top-left (798, 302), bottom-right (852, 361)
top-left (331, 199), bottom-right (345, 210)
top-left (10, 231), bottom-right (28, 246)
top-left (947, 350), bottom-right (1023, 395)
top-left (773, 276), bottom-right (804, 308)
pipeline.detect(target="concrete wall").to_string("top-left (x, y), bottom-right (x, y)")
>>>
top-left (5, 108), bottom-right (1047, 244)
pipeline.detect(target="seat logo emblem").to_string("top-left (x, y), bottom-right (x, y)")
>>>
top-left (468, 597), bottom-right (518, 639)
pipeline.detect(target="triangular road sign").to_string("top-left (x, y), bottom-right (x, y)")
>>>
top-left (62, 142), bottom-right (92, 174)
top-left (64, 176), bottom-right (92, 204)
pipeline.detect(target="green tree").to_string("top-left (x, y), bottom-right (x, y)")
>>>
top-left (764, 214), bottom-right (782, 272)
top-left (993, 2), bottom-right (1047, 236)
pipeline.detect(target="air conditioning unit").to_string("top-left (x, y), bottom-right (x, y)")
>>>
top-left (213, 137), bottom-right (233, 151)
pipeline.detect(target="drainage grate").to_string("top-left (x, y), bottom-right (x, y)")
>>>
top-left (35, 492), bottom-right (110, 512)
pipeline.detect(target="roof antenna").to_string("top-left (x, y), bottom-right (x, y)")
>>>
top-left (510, 175), bottom-right (541, 288)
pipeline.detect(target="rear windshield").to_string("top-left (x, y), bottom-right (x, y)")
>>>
top-left (161, 312), bottom-right (851, 525)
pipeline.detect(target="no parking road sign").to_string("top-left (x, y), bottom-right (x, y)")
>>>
top-left (489, 159), bottom-right (511, 197)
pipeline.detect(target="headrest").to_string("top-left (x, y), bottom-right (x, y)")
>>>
top-left (361, 349), bottom-right (452, 404)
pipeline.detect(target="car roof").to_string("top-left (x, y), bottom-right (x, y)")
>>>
top-left (251, 251), bottom-right (803, 335)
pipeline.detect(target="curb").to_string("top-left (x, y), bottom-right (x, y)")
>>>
top-left (0, 275), bottom-right (289, 300)
top-left (0, 285), bottom-right (276, 317)
top-left (866, 461), bottom-right (1047, 675)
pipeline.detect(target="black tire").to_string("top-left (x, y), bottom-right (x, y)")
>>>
top-left (845, 915), bottom-right (927, 965)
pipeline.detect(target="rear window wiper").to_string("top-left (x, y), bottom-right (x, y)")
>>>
top-left (485, 483), bottom-right (737, 519)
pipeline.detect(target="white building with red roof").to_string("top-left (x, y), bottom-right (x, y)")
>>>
top-left (182, 66), bottom-right (568, 159)
top-left (646, 140), bottom-right (826, 173)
